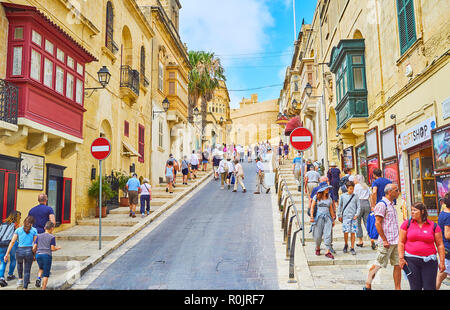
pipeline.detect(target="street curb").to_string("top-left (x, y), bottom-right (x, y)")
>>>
top-left (51, 170), bottom-right (214, 290)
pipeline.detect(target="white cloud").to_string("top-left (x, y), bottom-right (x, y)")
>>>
top-left (179, 0), bottom-right (274, 64)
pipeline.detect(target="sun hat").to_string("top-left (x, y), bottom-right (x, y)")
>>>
top-left (329, 162), bottom-right (337, 167)
top-left (143, 178), bottom-right (149, 183)
top-left (317, 184), bottom-right (333, 193)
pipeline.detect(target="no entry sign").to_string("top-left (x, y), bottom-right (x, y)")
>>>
top-left (91, 137), bottom-right (111, 160)
top-left (289, 127), bottom-right (313, 151)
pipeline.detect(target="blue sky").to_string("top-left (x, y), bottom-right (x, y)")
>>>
top-left (180, 0), bottom-right (317, 109)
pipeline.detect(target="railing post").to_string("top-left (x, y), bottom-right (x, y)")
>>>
top-left (288, 228), bottom-right (302, 283)
top-left (286, 215), bottom-right (296, 259)
top-left (283, 204), bottom-right (293, 243)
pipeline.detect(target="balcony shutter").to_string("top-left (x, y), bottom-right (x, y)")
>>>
top-left (61, 178), bottom-right (72, 224)
top-left (397, 0), bottom-right (416, 55)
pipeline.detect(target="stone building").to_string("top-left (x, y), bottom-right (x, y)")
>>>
top-left (230, 94), bottom-right (281, 148)
top-left (280, 0), bottom-right (450, 220)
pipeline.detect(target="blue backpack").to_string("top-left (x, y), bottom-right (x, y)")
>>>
top-left (366, 212), bottom-right (379, 240)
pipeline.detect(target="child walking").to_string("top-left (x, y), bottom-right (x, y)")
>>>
top-left (33, 221), bottom-right (61, 290)
top-left (3, 216), bottom-right (37, 289)
top-left (337, 181), bottom-right (361, 255)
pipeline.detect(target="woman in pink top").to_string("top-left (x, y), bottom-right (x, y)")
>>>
top-left (398, 202), bottom-right (446, 290)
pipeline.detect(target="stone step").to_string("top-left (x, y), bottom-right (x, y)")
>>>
top-left (109, 208), bottom-right (157, 215)
top-left (76, 213), bottom-right (140, 227)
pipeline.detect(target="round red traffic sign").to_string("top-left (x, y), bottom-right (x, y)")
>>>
top-left (289, 127), bottom-right (313, 151)
top-left (91, 137), bottom-right (111, 160)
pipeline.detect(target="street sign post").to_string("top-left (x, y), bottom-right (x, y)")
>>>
top-left (289, 127), bottom-right (314, 246)
top-left (91, 137), bottom-right (111, 250)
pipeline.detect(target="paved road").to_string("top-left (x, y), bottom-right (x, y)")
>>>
top-left (85, 161), bottom-right (279, 290)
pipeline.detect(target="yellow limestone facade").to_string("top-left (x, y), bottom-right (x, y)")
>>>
top-left (280, 0), bottom-right (450, 221)
top-left (230, 94), bottom-right (281, 147)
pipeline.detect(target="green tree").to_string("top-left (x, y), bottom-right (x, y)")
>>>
top-left (188, 51), bottom-right (226, 150)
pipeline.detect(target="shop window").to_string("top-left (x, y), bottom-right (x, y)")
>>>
top-left (397, 0), bottom-right (417, 55)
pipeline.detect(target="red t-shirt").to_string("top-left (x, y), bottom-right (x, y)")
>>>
top-left (400, 219), bottom-right (441, 257)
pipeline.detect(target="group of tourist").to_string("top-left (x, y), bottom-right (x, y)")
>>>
top-left (296, 154), bottom-right (449, 290)
top-left (0, 194), bottom-right (60, 290)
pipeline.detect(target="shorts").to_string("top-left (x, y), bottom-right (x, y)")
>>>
top-left (128, 191), bottom-right (139, 205)
top-left (202, 160), bottom-right (208, 164)
top-left (182, 168), bottom-right (189, 176)
top-left (191, 165), bottom-right (198, 170)
top-left (342, 219), bottom-right (358, 233)
top-left (36, 254), bottom-right (52, 278)
top-left (166, 176), bottom-right (174, 183)
top-left (375, 244), bottom-right (399, 268)
top-left (445, 258), bottom-right (450, 274)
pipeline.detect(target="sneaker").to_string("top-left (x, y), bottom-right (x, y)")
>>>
top-left (343, 245), bottom-right (348, 253)
top-left (254, 192), bottom-right (261, 194)
top-left (17, 279), bottom-right (23, 289)
top-left (266, 188), bottom-right (271, 194)
top-left (131, 213), bottom-right (136, 218)
top-left (232, 190), bottom-right (237, 192)
top-left (35, 278), bottom-right (41, 288)
top-left (0, 278), bottom-right (7, 287)
top-left (221, 187), bottom-right (224, 190)
top-left (147, 211), bottom-right (150, 216)
top-left (243, 189), bottom-right (247, 193)
top-left (173, 184), bottom-right (176, 188)
top-left (350, 248), bottom-right (356, 255)
top-left (356, 243), bottom-right (364, 248)
top-left (325, 252), bottom-right (334, 260)
top-left (6, 275), bottom-right (16, 281)
top-left (371, 242), bottom-right (377, 250)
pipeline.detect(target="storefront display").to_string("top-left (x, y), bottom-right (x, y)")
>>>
top-left (356, 143), bottom-right (368, 182)
top-left (383, 159), bottom-right (400, 188)
top-left (381, 125), bottom-right (397, 160)
top-left (435, 173), bottom-right (449, 208)
top-left (431, 123), bottom-right (450, 173)
top-left (367, 156), bottom-right (379, 186)
top-left (365, 127), bottom-right (379, 158)
top-left (343, 146), bottom-right (354, 170)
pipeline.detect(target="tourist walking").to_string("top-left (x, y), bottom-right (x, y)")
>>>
top-left (247, 146), bottom-right (252, 163)
top-left (28, 194), bottom-right (56, 234)
top-left (397, 202), bottom-right (445, 290)
top-left (283, 143), bottom-right (289, 160)
top-left (232, 159), bottom-right (246, 193)
top-left (165, 161), bottom-right (175, 194)
top-left (436, 192), bottom-right (450, 290)
top-left (139, 178), bottom-right (151, 217)
top-left (327, 162), bottom-right (341, 203)
top-left (0, 211), bottom-right (21, 287)
top-left (310, 184), bottom-right (336, 259)
top-left (364, 183), bottom-right (401, 290)
top-left (371, 168), bottom-right (392, 207)
top-left (337, 181), bottom-right (361, 255)
top-left (339, 168), bottom-right (352, 194)
top-left (239, 145), bottom-right (245, 163)
top-left (309, 176), bottom-right (331, 214)
top-left (354, 175), bottom-right (376, 249)
top-left (3, 216), bottom-right (37, 290)
top-left (225, 157), bottom-right (235, 190)
top-left (33, 221), bottom-right (61, 290)
top-left (181, 155), bottom-right (190, 185)
top-left (293, 152), bottom-right (305, 192)
top-left (305, 165), bottom-right (321, 197)
top-left (167, 154), bottom-right (180, 187)
top-left (201, 150), bottom-right (209, 172)
top-left (126, 173), bottom-right (141, 218)
top-left (254, 157), bottom-right (270, 194)
top-left (218, 156), bottom-right (228, 190)
top-left (190, 150), bottom-right (199, 179)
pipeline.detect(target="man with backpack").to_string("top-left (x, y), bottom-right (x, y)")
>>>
top-left (339, 168), bottom-right (352, 194)
top-left (364, 183), bottom-right (401, 290)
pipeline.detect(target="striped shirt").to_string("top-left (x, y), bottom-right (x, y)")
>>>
top-left (374, 197), bottom-right (399, 245)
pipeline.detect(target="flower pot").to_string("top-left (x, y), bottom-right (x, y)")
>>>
top-left (119, 197), bottom-right (129, 207)
top-left (95, 206), bottom-right (107, 218)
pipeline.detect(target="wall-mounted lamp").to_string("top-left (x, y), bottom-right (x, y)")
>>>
top-left (152, 97), bottom-right (170, 120)
top-left (390, 114), bottom-right (396, 120)
top-left (129, 163), bottom-right (135, 174)
top-left (91, 165), bottom-right (96, 180)
top-left (85, 66), bottom-right (111, 98)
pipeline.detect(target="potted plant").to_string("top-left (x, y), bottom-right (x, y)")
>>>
top-left (115, 171), bottom-right (130, 207)
top-left (88, 177), bottom-right (114, 218)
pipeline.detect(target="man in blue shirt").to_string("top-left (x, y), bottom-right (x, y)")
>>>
top-left (126, 173), bottom-right (141, 218)
top-left (370, 168), bottom-right (392, 208)
top-left (28, 194), bottom-right (56, 234)
top-left (292, 152), bottom-right (305, 192)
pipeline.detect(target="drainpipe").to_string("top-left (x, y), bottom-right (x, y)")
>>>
top-left (149, 35), bottom-right (154, 184)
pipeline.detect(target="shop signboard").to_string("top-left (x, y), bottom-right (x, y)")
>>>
top-left (399, 117), bottom-right (436, 151)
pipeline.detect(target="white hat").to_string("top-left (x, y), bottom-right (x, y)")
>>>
top-left (330, 162), bottom-right (337, 167)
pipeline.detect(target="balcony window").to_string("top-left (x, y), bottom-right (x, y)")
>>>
top-left (45, 40), bottom-right (54, 55)
top-left (30, 49), bottom-right (41, 81)
top-left (43, 58), bottom-right (53, 88)
top-left (14, 27), bottom-right (23, 40)
top-left (56, 48), bottom-right (64, 63)
top-left (158, 63), bottom-right (164, 91)
top-left (12, 47), bottom-right (22, 76)
top-left (67, 56), bottom-right (74, 69)
top-left (66, 73), bottom-right (74, 100)
top-left (31, 30), bottom-right (41, 46)
top-left (75, 79), bottom-right (83, 104)
top-left (55, 66), bottom-right (64, 94)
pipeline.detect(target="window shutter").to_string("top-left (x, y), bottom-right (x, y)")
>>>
top-left (397, 0), bottom-right (416, 55)
top-left (61, 178), bottom-right (72, 224)
top-left (124, 121), bottom-right (129, 137)
top-left (138, 125), bottom-right (145, 163)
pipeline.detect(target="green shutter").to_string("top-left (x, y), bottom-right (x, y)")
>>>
top-left (398, 0), bottom-right (416, 55)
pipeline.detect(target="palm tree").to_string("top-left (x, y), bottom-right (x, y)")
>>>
top-left (188, 51), bottom-right (226, 150)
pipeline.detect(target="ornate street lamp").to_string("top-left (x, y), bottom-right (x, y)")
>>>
top-left (193, 107), bottom-right (200, 117)
top-left (152, 97), bottom-right (170, 119)
top-left (85, 66), bottom-right (111, 97)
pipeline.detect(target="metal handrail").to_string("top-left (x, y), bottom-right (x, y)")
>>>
top-left (277, 176), bottom-right (304, 283)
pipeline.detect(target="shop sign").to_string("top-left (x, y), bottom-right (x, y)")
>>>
top-left (399, 117), bottom-right (436, 151)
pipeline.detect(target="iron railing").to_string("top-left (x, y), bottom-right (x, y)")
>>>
top-left (104, 172), bottom-right (120, 209)
top-left (0, 79), bottom-right (18, 125)
top-left (105, 36), bottom-right (119, 54)
top-left (276, 172), bottom-right (303, 283)
top-left (120, 65), bottom-right (140, 96)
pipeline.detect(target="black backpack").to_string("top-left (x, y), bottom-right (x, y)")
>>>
top-left (0, 223), bottom-right (15, 248)
top-left (339, 175), bottom-right (349, 193)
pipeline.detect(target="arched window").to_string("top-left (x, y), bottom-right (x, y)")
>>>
top-left (105, 2), bottom-right (117, 53)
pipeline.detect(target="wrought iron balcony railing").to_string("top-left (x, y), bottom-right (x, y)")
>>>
top-left (0, 79), bottom-right (18, 125)
top-left (120, 66), bottom-right (140, 96)
top-left (105, 36), bottom-right (119, 54)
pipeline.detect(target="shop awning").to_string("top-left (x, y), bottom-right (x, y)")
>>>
top-left (122, 141), bottom-right (140, 157)
top-left (284, 116), bottom-right (303, 136)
